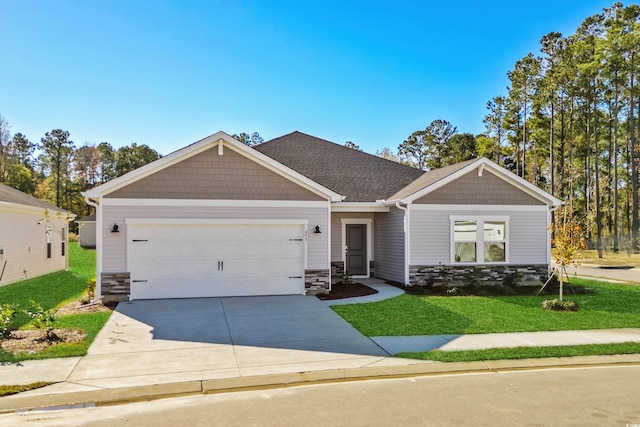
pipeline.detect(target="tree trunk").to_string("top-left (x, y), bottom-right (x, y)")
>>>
top-left (613, 79), bottom-right (620, 252)
top-left (631, 55), bottom-right (639, 253)
top-left (594, 88), bottom-right (603, 258)
top-left (550, 101), bottom-right (555, 195)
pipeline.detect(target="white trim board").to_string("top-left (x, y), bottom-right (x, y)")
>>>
top-left (125, 218), bottom-right (310, 226)
top-left (410, 204), bottom-right (549, 212)
top-left (101, 198), bottom-right (329, 208)
top-left (331, 203), bottom-right (389, 212)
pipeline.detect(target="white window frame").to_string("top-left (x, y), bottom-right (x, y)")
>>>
top-left (449, 215), bottom-right (509, 265)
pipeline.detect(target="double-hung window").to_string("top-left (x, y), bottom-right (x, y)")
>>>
top-left (451, 216), bottom-right (508, 264)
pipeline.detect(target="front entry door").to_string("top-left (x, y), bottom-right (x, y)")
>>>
top-left (346, 224), bottom-right (367, 276)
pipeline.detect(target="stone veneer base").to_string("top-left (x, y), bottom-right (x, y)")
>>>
top-left (101, 269), bottom-right (332, 300)
top-left (305, 269), bottom-right (330, 295)
top-left (101, 272), bottom-right (131, 304)
top-left (409, 264), bottom-right (550, 287)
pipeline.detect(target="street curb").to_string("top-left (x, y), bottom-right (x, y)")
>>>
top-left (2, 354), bottom-right (640, 413)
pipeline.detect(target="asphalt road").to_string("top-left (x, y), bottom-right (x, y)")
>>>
top-left (560, 263), bottom-right (640, 284)
top-left (4, 365), bottom-right (640, 426)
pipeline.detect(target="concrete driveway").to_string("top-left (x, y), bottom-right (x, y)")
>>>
top-left (65, 296), bottom-right (389, 388)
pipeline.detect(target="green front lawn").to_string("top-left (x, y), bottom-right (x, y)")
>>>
top-left (332, 279), bottom-right (640, 337)
top-left (0, 243), bottom-right (110, 363)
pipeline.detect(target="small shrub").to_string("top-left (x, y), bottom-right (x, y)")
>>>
top-left (340, 274), bottom-right (354, 286)
top-left (82, 278), bottom-right (97, 304)
top-left (0, 304), bottom-right (17, 339)
top-left (24, 300), bottom-right (58, 338)
top-left (439, 263), bottom-right (451, 287)
top-left (541, 298), bottom-right (579, 312)
top-left (68, 232), bottom-right (79, 243)
top-left (446, 287), bottom-right (458, 296)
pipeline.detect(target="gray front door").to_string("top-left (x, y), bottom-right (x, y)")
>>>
top-left (346, 224), bottom-right (367, 276)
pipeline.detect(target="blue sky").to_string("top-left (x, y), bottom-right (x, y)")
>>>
top-left (0, 0), bottom-right (618, 155)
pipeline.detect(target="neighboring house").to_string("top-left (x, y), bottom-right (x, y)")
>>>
top-left (82, 131), bottom-right (562, 303)
top-left (77, 214), bottom-right (96, 249)
top-left (0, 183), bottom-right (73, 286)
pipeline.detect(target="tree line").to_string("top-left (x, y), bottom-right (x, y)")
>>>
top-left (376, 2), bottom-right (639, 255)
top-left (0, 115), bottom-right (161, 228)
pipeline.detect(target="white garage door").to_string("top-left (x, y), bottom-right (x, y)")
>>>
top-left (127, 222), bottom-right (306, 299)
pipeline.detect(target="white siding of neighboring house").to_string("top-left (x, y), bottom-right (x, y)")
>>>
top-left (409, 206), bottom-right (549, 265)
top-left (374, 207), bottom-right (406, 283)
top-left (100, 204), bottom-right (330, 273)
top-left (0, 205), bottom-right (68, 286)
top-left (330, 212), bottom-right (374, 262)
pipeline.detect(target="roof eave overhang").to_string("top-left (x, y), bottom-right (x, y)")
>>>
top-left (82, 131), bottom-right (344, 203)
top-left (331, 201), bottom-right (389, 212)
top-left (0, 201), bottom-right (73, 218)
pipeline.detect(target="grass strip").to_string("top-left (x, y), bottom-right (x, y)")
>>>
top-left (397, 342), bottom-right (640, 362)
top-left (0, 382), bottom-right (53, 397)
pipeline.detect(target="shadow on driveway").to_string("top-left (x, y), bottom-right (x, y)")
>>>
top-left (92, 295), bottom-right (389, 357)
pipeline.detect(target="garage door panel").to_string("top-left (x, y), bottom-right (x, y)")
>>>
top-left (128, 223), bottom-right (306, 299)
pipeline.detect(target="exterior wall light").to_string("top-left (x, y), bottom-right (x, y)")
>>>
top-left (314, 225), bottom-right (321, 233)
top-left (111, 224), bottom-right (120, 233)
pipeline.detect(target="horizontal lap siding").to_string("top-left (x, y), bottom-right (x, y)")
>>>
top-left (330, 212), bottom-right (374, 262)
top-left (409, 208), bottom-right (548, 265)
top-left (374, 208), bottom-right (405, 283)
top-left (101, 205), bottom-right (329, 271)
top-left (409, 211), bottom-right (449, 265)
top-left (0, 209), bottom-right (67, 286)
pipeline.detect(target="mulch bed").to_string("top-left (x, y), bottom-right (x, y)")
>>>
top-left (1, 329), bottom-right (86, 353)
top-left (1, 299), bottom-right (111, 354)
top-left (385, 280), bottom-right (592, 297)
top-left (317, 283), bottom-right (378, 300)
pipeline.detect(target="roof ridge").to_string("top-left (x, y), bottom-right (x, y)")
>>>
top-left (260, 131), bottom-right (425, 174)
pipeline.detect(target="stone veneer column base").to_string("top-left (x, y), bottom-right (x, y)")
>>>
top-left (330, 261), bottom-right (345, 284)
top-left (409, 265), bottom-right (549, 287)
top-left (101, 272), bottom-right (131, 304)
top-left (305, 269), bottom-right (330, 295)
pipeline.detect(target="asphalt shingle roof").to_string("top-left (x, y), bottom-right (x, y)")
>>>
top-left (254, 131), bottom-right (425, 202)
top-left (0, 183), bottom-right (66, 212)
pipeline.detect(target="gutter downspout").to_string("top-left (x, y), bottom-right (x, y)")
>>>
top-left (84, 196), bottom-right (101, 299)
top-left (395, 201), bottom-right (410, 286)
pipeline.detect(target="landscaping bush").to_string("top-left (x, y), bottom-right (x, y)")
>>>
top-left (82, 278), bottom-right (97, 304)
top-left (0, 304), bottom-right (17, 339)
top-left (541, 298), bottom-right (579, 312)
top-left (24, 300), bottom-right (59, 339)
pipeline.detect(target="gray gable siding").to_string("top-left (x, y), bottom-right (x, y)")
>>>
top-left (414, 170), bottom-right (544, 205)
top-left (106, 146), bottom-right (324, 201)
